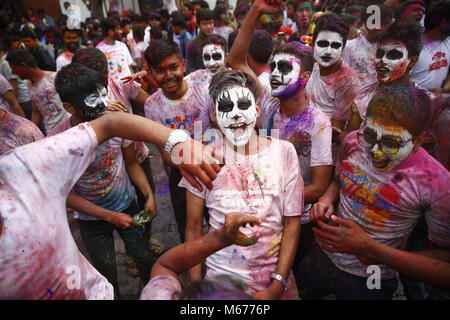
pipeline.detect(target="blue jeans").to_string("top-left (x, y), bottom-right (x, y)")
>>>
top-left (78, 200), bottom-right (154, 299)
top-left (296, 241), bottom-right (398, 300)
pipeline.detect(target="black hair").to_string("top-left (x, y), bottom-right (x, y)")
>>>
top-left (203, 34), bottom-right (226, 50)
top-left (234, 2), bottom-right (250, 19)
top-left (196, 8), bottom-right (214, 23)
top-left (171, 13), bottom-right (187, 29)
top-left (376, 22), bottom-right (424, 58)
top-left (272, 41), bottom-right (314, 72)
top-left (366, 84), bottom-right (431, 137)
top-left (62, 27), bottom-right (81, 37)
top-left (313, 13), bottom-right (349, 47)
top-left (209, 70), bottom-right (257, 103)
top-left (150, 25), bottom-right (163, 40)
top-left (249, 30), bottom-right (273, 64)
top-left (424, 2), bottom-right (450, 31)
top-left (148, 11), bottom-right (162, 21)
top-left (20, 27), bottom-right (36, 40)
top-left (133, 24), bottom-right (145, 42)
top-left (145, 39), bottom-right (182, 69)
top-left (227, 29), bottom-right (238, 52)
top-left (55, 63), bottom-right (108, 120)
top-left (360, 3), bottom-right (393, 26)
top-left (180, 275), bottom-right (253, 300)
top-left (120, 18), bottom-right (131, 28)
top-left (213, 2), bottom-right (228, 21)
top-left (72, 47), bottom-right (108, 83)
top-left (5, 49), bottom-right (37, 68)
top-left (199, 1), bottom-right (210, 9)
top-left (101, 17), bottom-right (119, 37)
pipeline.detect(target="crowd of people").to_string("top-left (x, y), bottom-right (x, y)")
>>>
top-left (0, 0), bottom-right (449, 300)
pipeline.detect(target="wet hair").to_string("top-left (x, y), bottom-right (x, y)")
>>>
top-left (55, 63), bottom-right (107, 118)
top-left (72, 47), bottom-right (108, 83)
top-left (20, 27), bottom-right (36, 40)
top-left (272, 41), bottom-right (314, 72)
top-left (209, 70), bottom-right (257, 103)
top-left (313, 13), bottom-right (349, 47)
top-left (145, 39), bottom-right (182, 69)
top-left (196, 8), bottom-right (214, 23)
top-left (360, 3), bottom-right (394, 25)
top-left (179, 275), bottom-right (253, 300)
top-left (376, 22), bottom-right (424, 58)
top-left (424, 2), bottom-right (450, 31)
top-left (101, 17), bottom-right (119, 37)
top-left (366, 84), bottom-right (431, 137)
top-left (203, 34), bottom-right (226, 50)
top-left (249, 30), bottom-right (273, 64)
top-left (133, 24), bottom-right (145, 42)
top-left (5, 49), bottom-right (37, 68)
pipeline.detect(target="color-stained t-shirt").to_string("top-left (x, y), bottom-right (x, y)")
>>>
top-left (144, 80), bottom-right (213, 140)
top-left (410, 37), bottom-right (450, 89)
top-left (56, 51), bottom-right (74, 71)
top-left (179, 137), bottom-right (304, 299)
top-left (96, 40), bottom-right (133, 80)
top-left (49, 117), bottom-right (135, 221)
top-left (342, 34), bottom-right (378, 88)
top-left (305, 62), bottom-right (361, 122)
top-left (0, 73), bottom-right (13, 112)
top-left (0, 110), bottom-right (44, 155)
top-left (322, 131), bottom-right (450, 280)
top-left (28, 71), bottom-right (70, 133)
top-left (0, 123), bottom-right (114, 299)
top-left (184, 68), bottom-right (210, 83)
top-left (140, 275), bottom-right (182, 300)
top-left (131, 41), bottom-right (148, 69)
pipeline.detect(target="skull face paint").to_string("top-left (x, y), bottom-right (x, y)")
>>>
top-left (215, 86), bottom-right (258, 147)
top-left (269, 53), bottom-right (304, 97)
top-left (364, 117), bottom-right (415, 171)
top-left (375, 41), bottom-right (410, 83)
top-left (83, 86), bottom-right (109, 119)
top-left (202, 44), bottom-right (225, 76)
top-left (313, 31), bottom-right (343, 67)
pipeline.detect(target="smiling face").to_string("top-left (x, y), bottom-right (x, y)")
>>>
top-left (215, 86), bottom-right (258, 147)
top-left (202, 44), bottom-right (225, 75)
top-left (150, 54), bottom-right (185, 95)
top-left (313, 31), bottom-right (343, 67)
top-left (362, 117), bottom-right (415, 171)
top-left (82, 86), bottom-right (109, 119)
top-left (269, 53), bottom-right (303, 97)
top-left (375, 41), bottom-right (410, 83)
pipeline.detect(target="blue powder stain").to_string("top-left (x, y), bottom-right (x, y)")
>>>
top-left (46, 288), bottom-right (53, 296)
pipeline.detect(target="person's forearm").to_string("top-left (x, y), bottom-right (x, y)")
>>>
top-left (126, 161), bottom-right (152, 198)
top-left (185, 193), bottom-right (206, 281)
top-left (366, 240), bottom-right (450, 290)
top-left (275, 216), bottom-right (301, 280)
top-left (321, 177), bottom-right (340, 204)
top-left (67, 192), bottom-right (115, 222)
top-left (305, 183), bottom-right (326, 204)
top-left (4, 91), bottom-right (25, 117)
top-left (31, 109), bottom-right (42, 127)
top-left (228, 1), bottom-right (261, 67)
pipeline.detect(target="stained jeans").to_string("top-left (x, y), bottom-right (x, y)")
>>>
top-left (296, 241), bottom-right (398, 300)
top-left (78, 200), bottom-right (154, 299)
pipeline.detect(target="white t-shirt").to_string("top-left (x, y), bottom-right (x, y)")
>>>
top-left (324, 131), bottom-right (450, 280)
top-left (213, 26), bottom-right (234, 41)
top-left (56, 51), bottom-right (74, 71)
top-left (179, 137), bottom-right (303, 299)
top-left (0, 123), bottom-right (114, 299)
top-left (258, 71), bottom-right (271, 89)
top-left (96, 40), bottom-right (134, 80)
top-left (410, 36), bottom-right (450, 89)
top-left (144, 80), bottom-right (213, 139)
top-left (131, 41), bottom-right (148, 68)
top-left (342, 34), bottom-right (378, 88)
top-left (29, 71), bottom-right (70, 133)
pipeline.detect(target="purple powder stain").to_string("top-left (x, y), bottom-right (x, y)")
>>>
top-left (59, 180), bottom-right (73, 197)
top-left (46, 288), bottom-right (53, 296)
top-left (68, 147), bottom-right (84, 157)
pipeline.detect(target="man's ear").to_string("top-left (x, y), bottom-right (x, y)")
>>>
top-left (63, 102), bottom-right (77, 115)
top-left (256, 102), bottom-right (261, 117)
top-left (182, 58), bottom-right (186, 73)
top-left (211, 106), bottom-right (217, 122)
top-left (301, 70), bottom-right (311, 80)
top-left (408, 55), bottom-right (419, 71)
top-left (413, 131), bottom-right (425, 152)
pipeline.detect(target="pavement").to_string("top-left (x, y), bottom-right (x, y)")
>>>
top-left (67, 144), bottom-right (406, 300)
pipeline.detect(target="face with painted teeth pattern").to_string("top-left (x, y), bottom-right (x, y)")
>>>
top-left (313, 31), bottom-right (343, 67)
top-left (215, 86), bottom-right (258, 147)
top-left (269, 53), bottom-right (302, 97)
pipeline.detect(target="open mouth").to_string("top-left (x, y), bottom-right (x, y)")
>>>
top-left (376, 66), bottom-right (390, 75)
top-left (321, 56), bottom-right (333, 63)
top-left (371, 157), bottom-right (389, 169)
top-left (270, 79), bottom-right (284, 89)
top-left (163, 77), bottom-right (178, 88)
top-left (208, 65), bottom-right (220, 73)
top-left (226, 122), bottom-right (249, 137)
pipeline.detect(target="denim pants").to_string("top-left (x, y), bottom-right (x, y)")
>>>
top-left (296, 241), bottom-right (398, 300)
top-left (78, 200), bottom-right (154, 299)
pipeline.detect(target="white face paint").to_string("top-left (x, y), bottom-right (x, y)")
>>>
top-left (83, 86), bottom-right (109, 118)
top-left (215, 86), bottom-right (257, 147)
top-left (202, 44), bottom-right (225, 76)
top-left (269, 53), bottom-right (302, 96)
top-left (363, 117), bottom-right (414, 171)
top-left (313, 31), bottom-right (343, 67)
top-left (375, 41), bottom-right (410, 83)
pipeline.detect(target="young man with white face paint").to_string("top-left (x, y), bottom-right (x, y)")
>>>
top-left (185, 34), bottom-right (227, 84)
top-left (50, 64), bottom-right (157, 299)
top-left (227, 0), bottom-right (334, 275)
top-left (180, 70), bottom-right (304, 300)
top-left (305, 13), bottom-right (361, 162)
top-left (298, 85), bottom-right (450, 300)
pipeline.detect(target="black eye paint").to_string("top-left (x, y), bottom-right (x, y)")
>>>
top-left (330, 42), bottom-right (342, 49)
top-left (386, 49), bottom-right (404, 60)
top-left (317, 40), bottom-right (329, 47)
top-left (376, 49), bottom-right (385, 59)
top-left (217, 90), bottom-right (234, 116)
top-left (270, 61), bottom-right (276, 72)
top-left (212, 52), bottom-right (222, 61)
top-left (277, 60), bottom-right (293, 75)
top-left (237, 88), bottom-right (253, 110)
top-left (203, 54), bottom-right (211, 61)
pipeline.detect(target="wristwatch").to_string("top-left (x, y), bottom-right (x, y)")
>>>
top-left (270, 273), bottom-right (288, 291)
top-left (164, 129), bottom-right (189, 155)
